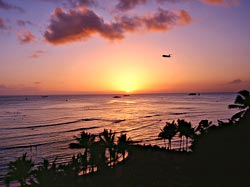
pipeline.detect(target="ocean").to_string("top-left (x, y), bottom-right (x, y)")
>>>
top-left (0, 93), bottom-right (238, 183)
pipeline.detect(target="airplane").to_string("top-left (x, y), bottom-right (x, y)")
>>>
top-left (162, 54), bottom-right (172, 58)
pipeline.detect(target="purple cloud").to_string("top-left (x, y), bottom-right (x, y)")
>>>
top-left (178, 9), bottom-right (192, 25)
top-left (17, 20), bottom-right (33, 27)
top-left (115, 0), bottom-right (146, 11)
top-left (0, 84), bottom-right (40, 95)
top-left (70, 0), bottom-right (96, 7)
top-left (0, 18), bottom-right (7, 30)
top-left (200, 0), bottom-right (239, 6)
top-left (115, 16), bottom-right (141, 31)
top-left (157, 0), bottom-right (187, 4)
top-left (0, 0), bottom-right (24, 12)
top-left (44, 8), bottom-right (124, 44)
top-left (229, 79), bottom-right (243, 84)
top-left (143, 8), bottom-right (178, 31)
top-left (44, 7), bottom-right (192, 45)
top-left (17, 30), bottom-right (36, 44)
top-left (30, 50), bottom-right (46, 58)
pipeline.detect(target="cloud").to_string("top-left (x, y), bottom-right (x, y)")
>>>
top-left (0, 0), bottom-right (24, 12)
top-left (44, 7), bottom-right (192, 45)
top-left (17, 30), bottom-right (36, 44)
top-left (228, 79), bottom-right (243, 84)
top-left (117, 8), bottom-right (192, 32)
top-left (0, 84), bottom-right (7, 89)
top-left (34, 82), bottom-right (42, 84)
top-left (0, 18), bottom-right (7, 30)
top-left (38, 0), bottom-right (63, 3)
top-left (157, 0), bottom-right (188, 4)
top-left (143, 8), bottom-right (192, 31)
top-left (115, 0), bottom-right (188, 11)
top-left (17, 20), bottom-right (33, 27)
top-left (115, 0), bottom-right (146, 11)
top-left (30, 50), bottom-right (46, 58)
top-left (178, 9), bottom-right (192, 25)
top-left (70, 0), bottom-right (96, 7)
top-left (44, 8), bottom-right (124, 44)
top-left (0, 84), bottom-right (40, 95)
top-left (200, 0), bottom-right (239, 6)
top-left (114, 16), bottom-right (141, 31)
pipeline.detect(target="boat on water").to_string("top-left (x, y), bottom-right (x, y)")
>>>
top-left (113, 96), bottom-right (121, 98)
top-left (188, 93), bottom-right (200, 96)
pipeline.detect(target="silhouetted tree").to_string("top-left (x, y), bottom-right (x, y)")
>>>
top-left (158, 121), bottom-right (177, 150)
top-left (99, 129), bottom-right (117, 167)
top-left (31, 158), bottom-right (59, 187)
top-left (69, 131), bottom-right (97, 173)
top-left (228, 90), bottom-right (250, 121)
top-left (117, 133), bottom-right (131, 161)
top-left (69, 131), bottom-right (95, 150)
top-left (89, 141), bottom-right (107, 172)
top-left (76, 151), bottom-right (88, 174)
top-left (195, 120), bottom-right (213, 135)
top-left (177, 119), bottom-right (194, 151)
top-left (5, 153), bottom-right (34, 187)
top-left (177, 119), bottom-right (186, 151)
top-left (184, 122), bottom-right (195, 151)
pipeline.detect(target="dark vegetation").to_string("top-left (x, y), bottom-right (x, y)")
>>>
top-left (4, 90), bottom-right (250, 187)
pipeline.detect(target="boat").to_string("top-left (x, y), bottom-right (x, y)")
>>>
top-left (188, 93), bottom-right (201, 96)
top-left (113, 96), bottom-right (121, 98)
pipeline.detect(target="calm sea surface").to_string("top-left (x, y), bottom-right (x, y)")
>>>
top-left (0, 93), bottom-right (238, 183)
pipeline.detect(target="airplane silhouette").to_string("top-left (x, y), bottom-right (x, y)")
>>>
top-left (162, 54), bottom-right (172, 58)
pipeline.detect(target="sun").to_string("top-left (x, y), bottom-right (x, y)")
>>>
top-left (112, 74), bottom-right (138, 93)
top-left (125, 88), bottom-right (132, 93)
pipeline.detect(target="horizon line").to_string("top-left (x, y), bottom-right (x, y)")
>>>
top-left (0, 91), bottom-right (238, 97)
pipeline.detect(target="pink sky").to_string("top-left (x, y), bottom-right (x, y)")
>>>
top-left (0, 0), bottom-right (249, 95)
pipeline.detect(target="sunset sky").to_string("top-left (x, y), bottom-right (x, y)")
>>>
top-left (0, 0), bottom-right (249, 95)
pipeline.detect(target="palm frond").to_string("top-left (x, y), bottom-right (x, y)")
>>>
top-left (234, 95), bottom-right (245, 105)
top-left (238, 90), bottom-right (250, 99)
top-left (231, 110), bottom-right (245, 120)
top-left (228, 104), bottom-right (245, 109)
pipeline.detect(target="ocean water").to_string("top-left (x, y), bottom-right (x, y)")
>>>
top-left (0, 93), bottom-right (238, 183)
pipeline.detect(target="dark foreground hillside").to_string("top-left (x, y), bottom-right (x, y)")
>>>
top-left (186, 117), bottom-right (250, 187)
top-left (81, 117), bottom-right (250, 187)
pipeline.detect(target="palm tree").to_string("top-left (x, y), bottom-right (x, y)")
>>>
top-left (76, 152), bottom-right (88, 174)
top-left (5, 153), bottom-right (34, 187)
top-left (183, 121), bottom-right (195, 151)
top-left (158, 121), bottom-right (177, 150)
top-left (99, 129), bottom-right (117, 167)
top-left (195, 120), bottom-right (213, 135)
top-left (117, 133), bottom-right (131, 161)
top-left (228, 90), bottom-right (250, 121)
top-left (69, 131), bottom-right (97, 173)
top-left (88, 140), bottom-right (108, 172)
top-left (177, 119), bottom-right (194, 151)
top-left (177, 119), bottom-right (186, 151)
top-left (31, 158), bottom-right (59, 187)
top-left (69, 131), bottom-right (95, 150)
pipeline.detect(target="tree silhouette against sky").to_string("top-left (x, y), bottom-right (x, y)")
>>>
top-left (158, 121), bottom-right (177, 150)
top-left (229, 90), bottom-right (250, 121)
